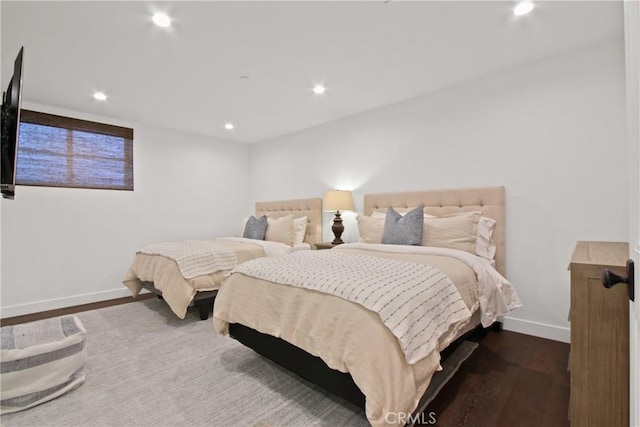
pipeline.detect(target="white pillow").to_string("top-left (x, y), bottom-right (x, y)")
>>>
top-left (476, 216), bottom-right (497, 260)
top-left (266, 215), bottom-right (295, 246)
top-left (356, 215), bottom-right (385, 244)
top-left (422, 211), bottom-right (480, 254)
top-left (292, 216), bottom-right (308, 246)
top-left (424, 211), bottom-right (496, 259)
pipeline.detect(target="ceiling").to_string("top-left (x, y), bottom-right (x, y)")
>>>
top-left (1, 1), bottom-right (623, 144)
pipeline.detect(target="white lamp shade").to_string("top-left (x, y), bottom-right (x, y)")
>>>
top-left (323, 190), bottom-right (354, 212)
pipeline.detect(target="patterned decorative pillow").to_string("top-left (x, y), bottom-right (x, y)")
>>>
top-left (381, 206), bottom-right (424, 245)
top-left (243, 215), bottom-right (268, 240)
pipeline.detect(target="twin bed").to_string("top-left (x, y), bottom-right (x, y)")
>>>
top-left (122, 198), bottom-right (323, 319)
top-left (213, 186), bottom-right (521, 426)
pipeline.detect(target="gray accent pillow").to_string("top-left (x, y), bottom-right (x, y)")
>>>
top-left (243, 215), bottom-right (268, 240)
top-left (381, 206), bottom-right (424, 245)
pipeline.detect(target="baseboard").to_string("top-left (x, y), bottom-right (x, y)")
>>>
top-left (502, 316), bottom-right (570, 343)
top-left (0, 288), bottom-right (149, 319)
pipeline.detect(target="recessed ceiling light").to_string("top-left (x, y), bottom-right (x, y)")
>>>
top-left (312, 85), bottom-right (326, 95)
top-left (224, 123), bottom-right (234, 130)
top-left (514, 1), bottom-right (534, 16)
top-left (93, 92), bottom-right (107, 101)
top-left (152, 12), bottom-right (171, 27)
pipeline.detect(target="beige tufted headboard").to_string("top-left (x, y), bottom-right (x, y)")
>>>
top-left (363, 186), bottom-right (506, 277)
top-left (255, 198), bottom-right (323, 246)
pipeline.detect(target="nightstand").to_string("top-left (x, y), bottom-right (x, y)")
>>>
top-left (315, 242), bottom-right (340, 250)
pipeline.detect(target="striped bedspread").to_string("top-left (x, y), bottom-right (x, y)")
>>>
top-left (138, 240), bottom-right (237, 280)
top-left (230, 251), bottom-right (471, 364)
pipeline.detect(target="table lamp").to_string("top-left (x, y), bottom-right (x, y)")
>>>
top-left (323, 190), bottom-right (355, 245)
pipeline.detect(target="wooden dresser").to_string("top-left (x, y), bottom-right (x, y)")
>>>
top-left (569, 241), bottom-right (629, 427)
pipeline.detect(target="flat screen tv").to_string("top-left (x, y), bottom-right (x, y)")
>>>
top-left (1, 47), bottom-right (25, 200)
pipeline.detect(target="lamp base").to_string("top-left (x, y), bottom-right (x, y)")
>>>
top-left (331, 211), bottom-right (345, 245)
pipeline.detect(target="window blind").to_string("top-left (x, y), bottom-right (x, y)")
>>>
top-left (16, 110), bottom-right (133, 191)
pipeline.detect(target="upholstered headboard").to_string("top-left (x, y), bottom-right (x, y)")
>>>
top-left (363, 186), bottom-right (506, 277)
top-left (255, 198), bottom-right (323, 246)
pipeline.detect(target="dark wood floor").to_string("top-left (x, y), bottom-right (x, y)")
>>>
top-left (422, 330), bottom-right (570, 427)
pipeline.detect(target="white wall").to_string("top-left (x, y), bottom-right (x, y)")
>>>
top-left (1, 103), bottom-right (251, 317)
top-left (249, 40), bottom-right (629, 342)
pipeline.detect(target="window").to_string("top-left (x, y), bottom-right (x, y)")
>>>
top-left (16, 110), bottom-right (134, 191)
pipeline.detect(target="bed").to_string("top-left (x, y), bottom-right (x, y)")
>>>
top-left (122, 198), bottom-right (322, 320)
top-left (213, 186), bottom-right (522, 426)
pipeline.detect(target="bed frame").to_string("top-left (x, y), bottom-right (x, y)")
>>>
top-left (142, 197), bottom-right (323, 320)
top-left (228, 186), bottom-right (507, 412)
top-left (142, 285), bottom-right (220, 321)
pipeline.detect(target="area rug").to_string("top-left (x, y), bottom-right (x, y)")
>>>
top-left (0, 299), bottom-right (477, 426)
